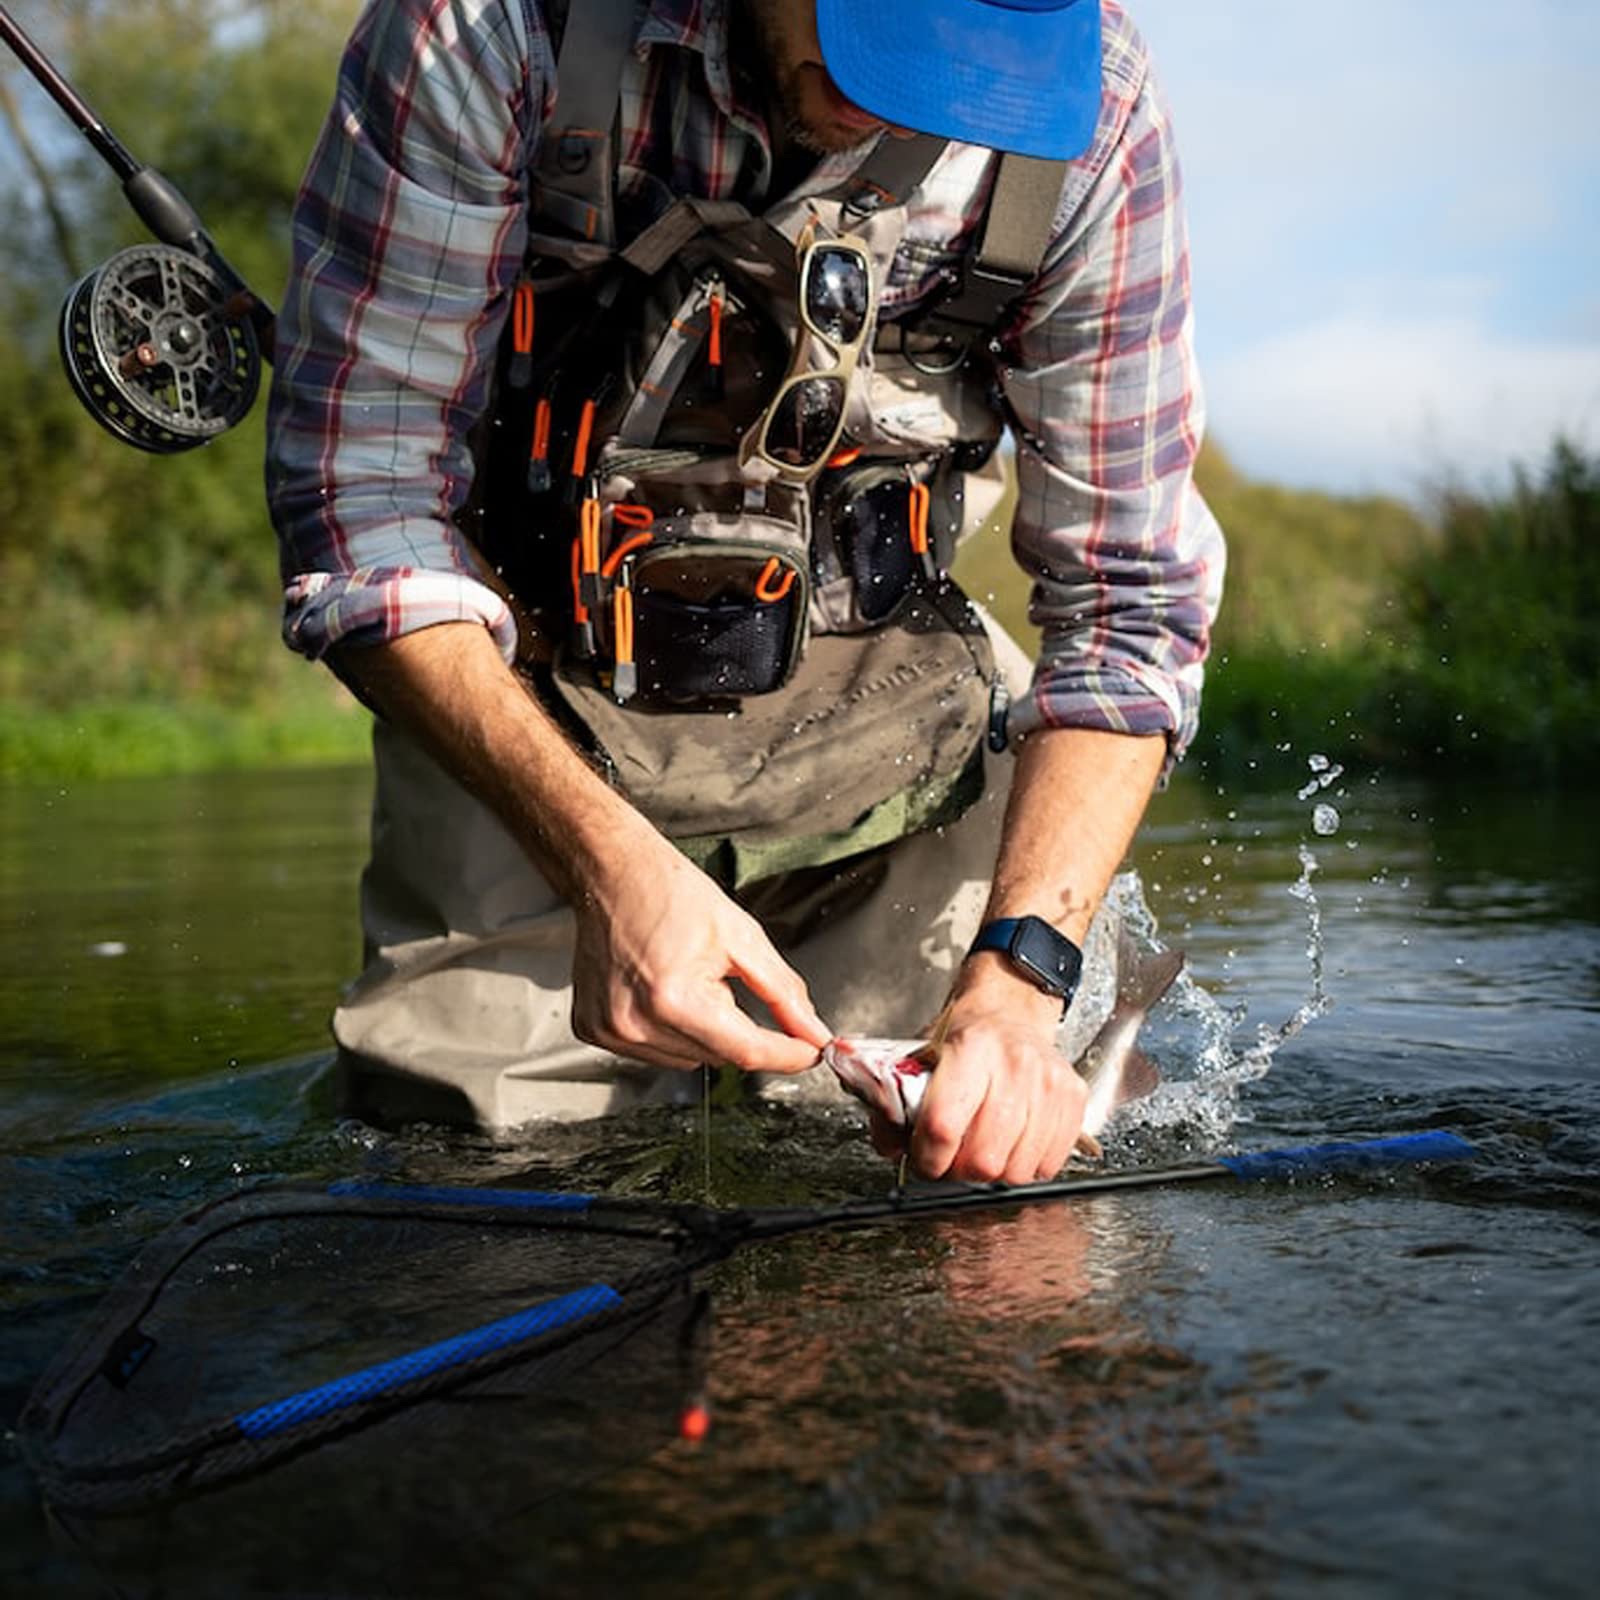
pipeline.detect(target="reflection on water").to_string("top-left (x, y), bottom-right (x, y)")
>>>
top-left (2, 761), bottom-right (1598, 1596)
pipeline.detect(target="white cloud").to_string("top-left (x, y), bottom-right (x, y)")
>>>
top-left (1127, 0), bottom-right (1600, 494)
top-left (1204, 311), bottom-right (1600, 497)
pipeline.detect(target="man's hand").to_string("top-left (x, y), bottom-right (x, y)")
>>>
top-left (335, 623), bottom-right (830, 1076)
top-left (573, 824), bottom-right (830, 1073)
top-left (885, 964), bottom-right (1088, 1183)
top-left (873, 725), bottom-right (1166, 1183)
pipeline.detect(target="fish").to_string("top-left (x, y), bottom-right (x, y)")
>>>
top-left (824, 932), bottom-right (1185, 1153)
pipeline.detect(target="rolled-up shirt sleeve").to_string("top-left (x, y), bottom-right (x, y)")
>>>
top-left (266, 0), bottom-right (551, 662)
top-left (1000, 56), bottom-right (1225, 768)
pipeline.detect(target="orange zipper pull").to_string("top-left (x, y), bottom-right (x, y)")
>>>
top-left (526, 391), bottom-right (553, 493)
top-left (570, 535), bottom-right (594, 658)
top-left (510, 279), bottom-right (535, 388)
top-left (612, 570), bottom-right (637, 703)
top-left (571, 399), bottom-right (596, 480)
top-left (601, 529), bottom-right (654, 578)
top-left (579, 494), bottom-right (603, 613)
top-left (704, 278), bottom-right (725, 399)
top-left (564, 374), bottom-right (613, 505)
top-left (754, 557), bottom-right (797, 604)
top-left (908, 480), bottom-right (938, 580)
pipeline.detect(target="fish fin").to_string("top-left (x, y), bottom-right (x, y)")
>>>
top-left (1115, 1045), bottom-right (1162, 1108)
top-left (1115, 930), bottom-right (1186, 1013)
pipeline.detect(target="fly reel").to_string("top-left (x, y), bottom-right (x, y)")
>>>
top-left (58, 244), bottom-right (262, 455)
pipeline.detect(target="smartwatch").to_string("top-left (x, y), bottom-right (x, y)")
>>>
top-left (967, 915), bottom-right (1083, 1008)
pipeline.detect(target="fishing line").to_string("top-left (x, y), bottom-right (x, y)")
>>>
top-left (17, 1131), bottom-right (1474, 1520)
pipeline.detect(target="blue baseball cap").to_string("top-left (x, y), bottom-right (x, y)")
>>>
top-left (815, 0), bottom-right (1104, 161)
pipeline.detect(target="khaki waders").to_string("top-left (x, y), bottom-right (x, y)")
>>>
top-left (331, 609), bottom-right (1111, 1132)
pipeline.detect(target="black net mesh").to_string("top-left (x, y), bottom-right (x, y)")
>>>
top-left (836, 476), bottom-right (919, 623)
top-left (23, 1193), bottom-right (712, 1519)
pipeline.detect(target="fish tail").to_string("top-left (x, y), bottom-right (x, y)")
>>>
top-left (1118, 1044), bottom-right (1162, 1104)
top-left (1115, 929), bottom-right (1186, 1014)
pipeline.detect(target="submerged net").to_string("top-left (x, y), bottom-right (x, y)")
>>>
top-left (17, 1137), bottom-right (1472, 1595)
top-left (23, 1186), bottom-right (717, 1520)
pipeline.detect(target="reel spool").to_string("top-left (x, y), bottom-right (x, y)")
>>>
top-left (57, 243), bottom-right (262, 454)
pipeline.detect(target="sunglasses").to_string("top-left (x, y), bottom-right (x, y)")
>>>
top-left (740, 233), bottom-right (874, 483)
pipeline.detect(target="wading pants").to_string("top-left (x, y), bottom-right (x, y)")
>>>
top-left (331, 612), bottom-right (1109, 1131)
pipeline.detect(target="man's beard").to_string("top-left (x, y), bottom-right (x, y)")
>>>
top-left (741, 0), bottom-right (868, 155)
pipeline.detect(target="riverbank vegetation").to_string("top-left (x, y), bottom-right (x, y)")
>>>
top-left (958, 435), bottom-right (1599, 778)
top-left (2, 0), bottom-right (1594, 781)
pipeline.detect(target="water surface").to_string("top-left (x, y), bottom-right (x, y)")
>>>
top-left (2, 758), bottom-right (1596, 1596)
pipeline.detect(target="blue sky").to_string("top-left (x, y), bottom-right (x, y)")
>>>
top-left (1130, 0), bottom-right (1600, 496)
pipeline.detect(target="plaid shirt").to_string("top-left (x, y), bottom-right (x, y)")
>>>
top-left (266, 0), bottom-right (1224, 758)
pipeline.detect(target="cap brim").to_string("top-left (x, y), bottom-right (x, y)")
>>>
top-left (816, 0), bottom-right (1103, 161)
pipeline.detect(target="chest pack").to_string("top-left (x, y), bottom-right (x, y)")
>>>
top-left (461, 0), bottom-right (1068, 886)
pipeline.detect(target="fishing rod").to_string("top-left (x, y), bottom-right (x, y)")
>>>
top-left (0, 2), bottom-right (273, 451)
top-left (329, 1129), bottom-right (1476, 1245)
top-left (21, 1131), bottom-right (1475, 1514)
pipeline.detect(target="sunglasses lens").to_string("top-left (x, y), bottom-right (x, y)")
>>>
top-left (805, 246), bottom-right (869, 345)
top-left (764, 376), bottom-right (845, 468)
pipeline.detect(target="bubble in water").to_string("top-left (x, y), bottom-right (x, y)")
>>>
top-left (1312, 803), bottom-right (1340, 836)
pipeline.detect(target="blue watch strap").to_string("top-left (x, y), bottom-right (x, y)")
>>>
top-left (968, 918), bottom-right (1024, 958)
top-left (968, 915), bottom-right (1083, 1005)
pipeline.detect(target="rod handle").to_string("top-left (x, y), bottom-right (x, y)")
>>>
top-left (1218, 1130), bottom-right (1476, 1182)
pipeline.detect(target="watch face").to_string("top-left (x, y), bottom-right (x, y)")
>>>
top-left (1010, 916), bottom-right (1082, 999)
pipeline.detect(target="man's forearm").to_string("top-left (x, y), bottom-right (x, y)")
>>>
top-left (332, 621), bottom-right (650, 906)
top-left (952, 726), bottom-right (1168, 1017)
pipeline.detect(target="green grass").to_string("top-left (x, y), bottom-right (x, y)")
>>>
top-left (0, 698), bottom-right (369, 782)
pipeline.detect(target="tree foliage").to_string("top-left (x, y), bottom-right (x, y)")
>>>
top-left (0, 0), bottom-right (360, 709)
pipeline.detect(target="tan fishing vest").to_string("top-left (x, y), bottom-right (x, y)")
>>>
top-left (461, 0), bottom-right (1064, 888)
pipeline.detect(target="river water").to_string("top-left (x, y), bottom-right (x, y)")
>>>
top-left (2, 757), bottom-right (1596, 1597)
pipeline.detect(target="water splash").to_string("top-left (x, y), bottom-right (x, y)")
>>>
top-left (1099, 833), bottom-right (1334, 1147)
top-left (1296, 753), bottom-right (1345, 801)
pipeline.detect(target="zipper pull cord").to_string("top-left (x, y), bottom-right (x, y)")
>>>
top-left (570, 534), bottom-right (595, 659)
top-left (704, 278), bottom-right (725, 399)
top-left (908, 479), bottom-right (938, 580)
top-left (509, 278), bottom-right (536, 389)
top-left (526, 377), bottom-right (554, 495)
top-left (563, 373), bottom-right (614, 506)
top-left (612, 566), bottom-right (637, 704)
top-left (754, 557), bottom-right (797, 604)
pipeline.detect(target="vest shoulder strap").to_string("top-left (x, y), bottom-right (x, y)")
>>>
top-left (533, 0), bottom-right (638, 247)
top-left (829, 133), bottom-right (948, 226)
top-left (909, 153), bottom-right (1068, 341)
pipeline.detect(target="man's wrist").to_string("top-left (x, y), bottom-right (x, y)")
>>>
top-left (967, 914), bottom-right (1083, 1007)
top-left (949, 952), bottom-right (1064, 1032)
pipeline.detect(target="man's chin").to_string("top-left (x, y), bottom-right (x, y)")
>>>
top-left (788, 114), bottom-right (879, 155)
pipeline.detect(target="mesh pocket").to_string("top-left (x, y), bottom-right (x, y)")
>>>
top-left (608, 539), bottom-right (808, 703)
top-left (836, 477), bottom-right (920, 623)
top-left (634, 584), bottom-right (798, 700)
